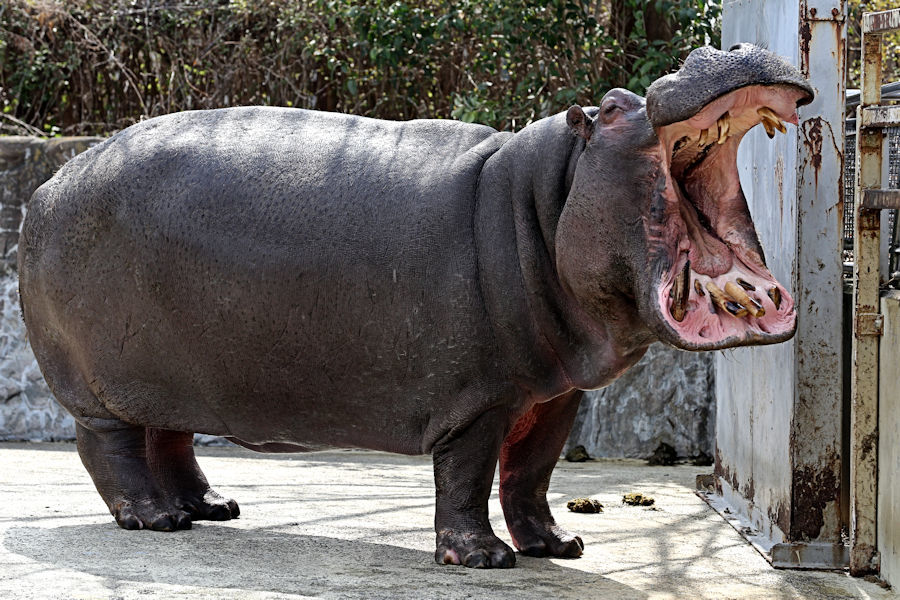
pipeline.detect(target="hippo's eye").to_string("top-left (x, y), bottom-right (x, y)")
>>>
top-left (599, 100), bottom-right (622, 123)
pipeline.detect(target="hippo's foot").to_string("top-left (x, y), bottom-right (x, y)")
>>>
top-left (112, 498), bottom-right (193, 531)
top-left (505, 512), bottom-right (583, 558)
top-left (145, 428), bottom-right (239, 522)
top-left (435, 529), bottom-right (516, 568)
top-left (75, 422), bottom-right (239, 531)
top-left (175, 489), bottom-right (240, 521)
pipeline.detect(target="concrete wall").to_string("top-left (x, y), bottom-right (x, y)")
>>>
top-left (568, 344), bottom-right (714, 459)
top-left (0, 137), bottom-right (103, 441)
top-left (716, 0), bottom-right (847, 566)
top-left (717, 0), bottom-right (802, 544)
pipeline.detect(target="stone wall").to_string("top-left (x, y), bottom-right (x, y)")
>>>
top-left (565, 344), bottom-right (715, 459)
top-left (0, 136), bottom-right (715, 457)
top-left (0, 137), bottom-right (103, 440)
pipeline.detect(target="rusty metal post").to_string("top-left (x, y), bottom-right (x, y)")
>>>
top-left (851, 23), bottom-right (884, 577)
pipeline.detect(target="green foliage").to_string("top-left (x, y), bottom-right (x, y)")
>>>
top-left (847, 0), bottom-right (900, 89)
top-left (0, 0), bottom-right (720, 135)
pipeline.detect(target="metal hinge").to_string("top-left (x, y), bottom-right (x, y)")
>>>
top-left (856, 312), bottom-right (884, 336)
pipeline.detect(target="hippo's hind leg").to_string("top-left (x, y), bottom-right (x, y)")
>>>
top-left (432, 404), bottom-right (516, 569)
top-left (145, 428), bottom-right (240, 521)
top-left (499, 390), bottom-right (585, 558)
top-left (76, 421), bottom-right (193, 531)
top-left (76, 423), bottom-right (239, 530)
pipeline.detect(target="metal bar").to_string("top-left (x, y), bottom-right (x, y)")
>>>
top-left (850, 28), bottom-right (883, 576)
top-left (861, 106), bottom-right (900, 129)
top-left (862, 189), bottom-right (900, 210)
top-left (862, 8), bottom-right (900, 34)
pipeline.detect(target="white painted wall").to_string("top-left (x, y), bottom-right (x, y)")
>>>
top-left (717, 0), bottom-right (846, 550)
top-left (718, 0), bottom-right (801, 543)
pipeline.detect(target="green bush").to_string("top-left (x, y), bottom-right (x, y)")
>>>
top-left (0, 0), bottom-right (720, 135)
top-left (847, 0), bottom-right (900, 89)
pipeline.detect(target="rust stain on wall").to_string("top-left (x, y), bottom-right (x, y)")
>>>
top-left (770, 500), bottom-right (791, 538)
top-left (802, 117), bottom-right (824, 174)
top-left (799, 20), bottom-right (812, 75)
top-left (791, 453), bottom-right (840, 541)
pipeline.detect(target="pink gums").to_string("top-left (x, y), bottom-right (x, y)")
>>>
top-left (657, 260), bottom-right (795, 346)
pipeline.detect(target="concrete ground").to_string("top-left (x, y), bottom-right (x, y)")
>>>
top-left (0, 443), bottom-right (894, 600)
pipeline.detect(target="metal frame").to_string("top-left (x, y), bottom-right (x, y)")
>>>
top-left (851, 7), bottom-right (900, 577)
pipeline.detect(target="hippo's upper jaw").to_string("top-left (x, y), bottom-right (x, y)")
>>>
top-left (644, 45), bottom-right (813, 351)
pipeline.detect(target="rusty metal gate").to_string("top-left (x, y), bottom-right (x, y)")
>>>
top-left (844, 82), bottom-right (900, 271)
top-left (850, 7), bottom-right (900, 577)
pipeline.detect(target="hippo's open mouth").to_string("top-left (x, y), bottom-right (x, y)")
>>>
top-left (650, 83), bottom-right (810, 350)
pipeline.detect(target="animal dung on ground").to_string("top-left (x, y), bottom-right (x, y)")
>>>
top-left (623, 493), bottom-right (655, 506)
top-left (567, 498), bottom-right (604, 513)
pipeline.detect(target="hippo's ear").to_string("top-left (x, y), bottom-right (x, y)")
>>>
top-left (566, 105), bottom-right (594, 141)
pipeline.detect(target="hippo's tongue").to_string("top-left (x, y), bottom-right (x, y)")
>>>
top-left (650, 83), bottom-right (806, 349)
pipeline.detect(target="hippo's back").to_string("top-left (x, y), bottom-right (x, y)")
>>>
top-left (19, 107), bottom-right (511, 452)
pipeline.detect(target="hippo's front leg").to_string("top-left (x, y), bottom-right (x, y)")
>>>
top-left (432, 404), bottom-right (516, 568)
top-left (499, 390), bottom-right (585, 558)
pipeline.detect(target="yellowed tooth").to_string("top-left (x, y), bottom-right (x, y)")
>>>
top-left (670, 260), bottom-right (691, 322)
top-left (760, 118), bottom-right (775, 138)
top-left (707, 281), bottom-right (748, 318)
top-left (757, 107), bottom-right (787, 134)
top-left (757, 106), bottom-right (778, 120)
top-left (736, 278), bottom-right (756, 291)
top-left (698, 128), bottom-right (709, 146)
top-left (767, 286), bottom-right (782, 309)
top-left (725, 281), bottom-right (765, 318)
top-left (716, 113), bottom-right (730, 144)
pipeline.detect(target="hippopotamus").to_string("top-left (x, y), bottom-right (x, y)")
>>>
top-left (18, 43), bottom-right (812, 568)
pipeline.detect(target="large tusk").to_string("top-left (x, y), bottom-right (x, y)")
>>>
top-left (725, 281), bottom-right (765, 318)
top-left (717, 113), bottom-right (731, 144)
top-left (707, 281), bottom-right (748, 318)
top-left (758, 107), bottom-right (787, 134)
top-left (670, 261), bottom-right (691, 322)
top-left (698, 128), bottom-right (709, 146)
top-left (767, 286), bottom-right (782, 310)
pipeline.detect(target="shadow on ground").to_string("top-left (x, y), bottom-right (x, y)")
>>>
top-left (4, 523), bottom-right (645, 599)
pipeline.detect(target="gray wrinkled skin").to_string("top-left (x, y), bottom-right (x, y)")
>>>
top-left (646, 43), bottom-right (814, 127)
top-left (18, 44), bottom-right (811, 569)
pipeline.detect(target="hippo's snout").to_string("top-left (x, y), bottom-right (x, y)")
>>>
top-left (645, 44), bottom-right (814, 128)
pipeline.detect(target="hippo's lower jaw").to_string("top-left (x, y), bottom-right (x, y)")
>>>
top-left (650, 84), bottom-right (808, 351)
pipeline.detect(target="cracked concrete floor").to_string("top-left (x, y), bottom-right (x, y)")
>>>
top-left (0, 442), bottom-right (893, 599)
